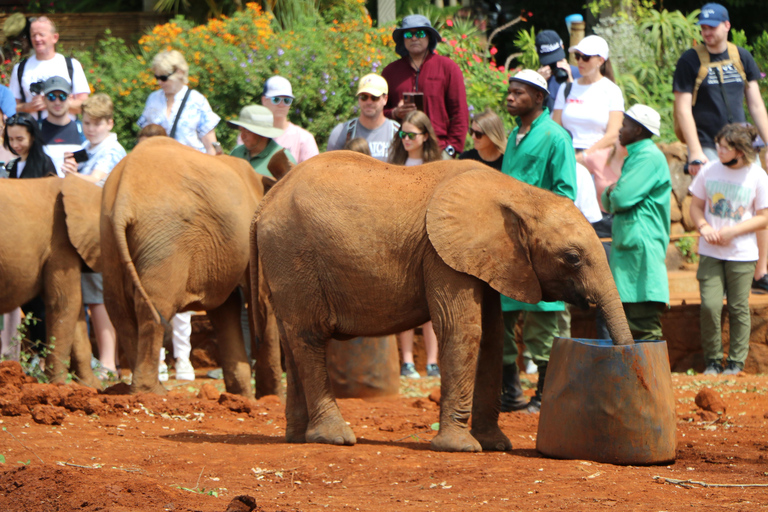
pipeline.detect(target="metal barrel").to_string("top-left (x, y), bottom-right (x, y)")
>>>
top-left (537, 337), bottom-right (676, 465)
top-left (326, 335), bottom-right (400, 398)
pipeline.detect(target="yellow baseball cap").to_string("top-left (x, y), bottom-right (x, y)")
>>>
top-left (357, 74), bottom-right (388, 97)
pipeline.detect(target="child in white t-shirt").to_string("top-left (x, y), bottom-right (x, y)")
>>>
top-left (689, 124), bottom-right (768, 376)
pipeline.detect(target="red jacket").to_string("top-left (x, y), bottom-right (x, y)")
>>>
top-left (382, 53), bottom-right (468, 152)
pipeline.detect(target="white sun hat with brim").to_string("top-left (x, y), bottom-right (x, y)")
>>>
top-left (227, 105), bottom-right (284, 138)
top-left (568, 35), bottom-right (609, 60)
top-left (624, 104), bottom-right (661, 137)
top-left (509, 69), bottom-right (549, 96)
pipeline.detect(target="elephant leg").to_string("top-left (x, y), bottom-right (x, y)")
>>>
top-left (130, 297), bottom-right (169, 395)
top-left (469, 286), bottom-right (512, 451)
top-left (70, 306), bottom-right (100, 388)
top-left (208, 291), bottom-right (253, 398)
top-left (282, 330), bottom-right (309, 443)
top-left (283, 324), bottom-right (354, 446)
top-left (427, 268), bottom-right (483, 452)
top-left (254, 297), bottom-right (282, 398)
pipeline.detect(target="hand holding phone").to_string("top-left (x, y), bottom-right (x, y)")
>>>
top-left (73, 149), bottom-right (89, 163)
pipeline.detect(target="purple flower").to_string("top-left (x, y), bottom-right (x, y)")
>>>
top-left (331, 91), bottom-right (335, 96)
top-left (246, 78), bottom-right (251, 83)
top-left (277, 48), bottom-right (285, 56)
top-left (248, 58), bottom-right (253, 64)
top-left (468, 105), bottom-right (475, 111)
top-left (319, 89), bottom-right (326, 94)
top-left (322, 94), bottom-right (328, 102)
top-left (267, 55), bottom-right (272, 60)
top-left (240, 62), bottom-right (246, 68)
top-left (308, 117), bottom-right (313, 123)
top-left (311, 55), bottom-right (316, 61)
top-left (284, 61), bottom-right (290, 66)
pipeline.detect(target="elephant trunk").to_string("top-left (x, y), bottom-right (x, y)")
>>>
top-left (595, 280), bottom-right (634, 346)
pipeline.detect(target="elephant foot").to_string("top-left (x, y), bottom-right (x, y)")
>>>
top-left (130, 381), bottom-right (168, 395)
top-left (470, 426), bottom-right (513, 451)
top-left (431, 428), bottom-right (482, 452)
top-left (285, 428), bottom-right (307, 444)
top-left (306, 418), bottom-right (356, 446)
top-left (77, 371), bottom-right (102, 389)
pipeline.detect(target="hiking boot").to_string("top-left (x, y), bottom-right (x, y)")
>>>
top-left (703, 360), bottom-right (724, 375)
top-left (752, 275), bottom-right (768, 294)
top-left (426, 364), bottom-right (441, 378)
top-left (174, 357), bottom-right (196, 381)
top-left (400, 362), bottom-right (420, 379)
top-left (158, 361), bottom-right (169, 382)
top-left (722, 361), bottom-right (742, 375)
top-left (500, 363), bottom-right (528, 412)
top-left (525, 363), bottom-right (547, 414)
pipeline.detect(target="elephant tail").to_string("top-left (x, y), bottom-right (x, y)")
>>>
top-left (249, 214), bottom-right (266, 343)
top-left (113, 208), bottom-right (164, 326)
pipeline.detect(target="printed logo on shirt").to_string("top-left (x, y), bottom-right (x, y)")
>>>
top-left (706, 180), bottom-right (752, 221)
top-left (705, 63), bottom-right (745, 86)
top-left (369, 141), bottom-right (391, 159)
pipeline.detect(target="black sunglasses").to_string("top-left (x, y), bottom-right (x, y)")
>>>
top-left (403, 29), bottom-right (427, 40)
top-left (469, 129), bottom-right (485, 138)
top-left (45, 92), bottom-right (68, 102)
top-left (154, 68), bottom-right (176, 82)
top-left (574, 53), bottom-right (595, 62)
top-left (357, 93), bottom-right (382, 102)
top-left (5, 113), bottom-right (34, 127)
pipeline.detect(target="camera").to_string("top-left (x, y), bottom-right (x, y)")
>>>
top-left (550, 64), bottom-right (568, 84)
top-left (29, 80), bottom-right (45, 95)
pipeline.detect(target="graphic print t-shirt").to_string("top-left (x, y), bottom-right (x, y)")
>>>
top-left (689, 160), bottom-right (768, 261)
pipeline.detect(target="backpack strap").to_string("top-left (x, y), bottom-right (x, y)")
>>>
top-left (169, 88), bottom-right (192, 140)
top-left (691, 44), bottom-right (711, 106)
top-left (17, 58), bottom-right (28, 104)
top-left (726, 42), bottom-right (746, 83)
top-left (65, 56), bottom-right (74, 85)
top-left (344, 118), bottom-right (357, 144)
top-left (691, 42), bottom-right (747, 106)
top-left (563, 82), bottom-right (573, 101)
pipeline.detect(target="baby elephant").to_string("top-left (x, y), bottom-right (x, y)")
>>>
top-left (251, 152), bottom-right (633, 453)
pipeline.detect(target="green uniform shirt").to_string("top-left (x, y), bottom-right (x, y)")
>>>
top-left (230, 139), bottom-right (296, 177)
top-left (500, 108), bottom-right (577, 312)
top-left (601, 138), bottom-right (671, 304)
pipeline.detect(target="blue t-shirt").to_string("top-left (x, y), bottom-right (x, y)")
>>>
top-left (546, 65), bottom-right (580, 113)
top-left (0, 85), bottom-right (16, 118)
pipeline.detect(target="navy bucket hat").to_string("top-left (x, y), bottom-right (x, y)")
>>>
top-left (392, 15), bottom-right (441, 58)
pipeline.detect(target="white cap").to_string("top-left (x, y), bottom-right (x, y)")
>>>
top-left (262, 76), bottom-right (294, 98)
top-left (624, 104), bottom-right (661, 136)
top-left (509, 69), bottom-right (549, 95)
top-left (569, 35), bottom-right (609, 60)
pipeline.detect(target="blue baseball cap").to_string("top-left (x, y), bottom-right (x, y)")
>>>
top-left (697, 3), bottom-right (729, 26)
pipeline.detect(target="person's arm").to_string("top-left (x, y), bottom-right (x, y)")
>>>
top-left (690, 195), bottom-right (721, 245)
top-left (201, 129), bottom-right (218, 156)
top-left (718, 208), bottom-right (768, 245)
top-left (674, 91), bottom-right (707, 176)
top-left (603, 152), bottom-right (663, 213)
top-left (745, 81), bottom-right (768, 146)
top-left (552, 109), bottom-right (563, 126)
top-left (16, 95), bottom-right (45, 114)
top-left (582, 110), bottom-right (623, 158)
top-left (68, 93), bottom-right (88, 115)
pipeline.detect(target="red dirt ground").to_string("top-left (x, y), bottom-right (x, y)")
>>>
top-left (1, 360), bottom-right (767, 512)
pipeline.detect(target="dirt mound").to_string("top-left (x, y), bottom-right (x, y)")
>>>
top-left (695, 387), bottom-right (727, 414)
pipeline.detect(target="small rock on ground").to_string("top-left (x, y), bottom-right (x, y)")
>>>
top-left (695, 387), bottom-right (726, 414)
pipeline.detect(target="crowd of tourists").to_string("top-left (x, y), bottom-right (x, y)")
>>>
top-left (1, 4), bottom-right (767, 412)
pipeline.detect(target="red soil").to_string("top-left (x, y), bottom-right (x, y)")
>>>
top-left (1, 360), bottom-right (767, 511)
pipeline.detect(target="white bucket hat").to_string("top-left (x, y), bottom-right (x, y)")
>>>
top-left (624, 104), bottom-right (661, 137)
top-left (509, 69), bottom-right (549, 96)
top-left (568, 35), bottom-right (609, 60)
top-left (227, 105), bottom-right (284, 138)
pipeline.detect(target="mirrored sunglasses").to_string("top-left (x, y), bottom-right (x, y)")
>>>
top-left (357, 93), bottom-right (382, 102)
top-left (46, 92), bottom-right (68, 102)
top-left (398, 130), bottom-right (423, 140)
top-left (403, 29), bottom-right (427, 40)
top-left (270, 96), bottom-right (294, 105)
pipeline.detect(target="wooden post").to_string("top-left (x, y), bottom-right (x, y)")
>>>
top-left (568, 21), bottom-right (585, 66)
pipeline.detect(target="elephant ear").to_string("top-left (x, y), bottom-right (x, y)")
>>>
top-left (426, 169), bottom-right (542, 304)
top-left (267, 149), bottom-right (293, 180)
top-left (61, 175), bottom-right (102, 272)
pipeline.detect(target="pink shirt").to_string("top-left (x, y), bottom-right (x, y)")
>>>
top-left (274, 123), bottom-right (319, 163)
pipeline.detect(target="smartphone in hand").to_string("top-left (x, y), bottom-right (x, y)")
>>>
top-left (73, 149), bottom-right (89, 163)
top-left (402, 92), bottom-right (424, 111)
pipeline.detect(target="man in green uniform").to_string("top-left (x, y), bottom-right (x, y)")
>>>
top-left (229, 105), bottom-right (295, 177)
top-left (602, 104), bottom-right (670, 339)
top-left (500, 69), bottom-right (577, 413)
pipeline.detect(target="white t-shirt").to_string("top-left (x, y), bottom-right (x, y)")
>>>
top-left (553, 77), bottom-right (624, 150)
top-left (14, 160), bottom-right (26, 178)
top-left (405, 157), bottom-right (424, 167)
top-left (689, 160), bottom-right (768, 261)
top-left (574, 163), bottom-right (602, 223)
top-left (9, 54), bottom-right (90, 120)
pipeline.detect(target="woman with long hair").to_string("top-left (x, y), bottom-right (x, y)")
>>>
top-left (3, 113), bottom-right (56, 179)
top-left (458, 108), bottom-right (506, 170)
top-left (388, 110), bottom-right (442, 379)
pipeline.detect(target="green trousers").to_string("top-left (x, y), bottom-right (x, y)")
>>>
top-left (502, 310), bottom-right (559, 368)
top-left (697, 255), bottom-right (755, 368)
top-left (623, 302), bottom-right (666, 341)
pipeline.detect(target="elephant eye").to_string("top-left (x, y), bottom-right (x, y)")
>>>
top-left (564, 251), bottom-right (582, 267)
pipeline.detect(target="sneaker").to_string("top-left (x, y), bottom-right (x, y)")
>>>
top-left (158, 361), bottom-right (169, 382)
top-left (400, 362), bottom-right (420, 379)
top-left (525, 397), bottom-right (541, 414)
top-left (752, 275), bottom-right (768, 293)
top-left (174, 357), bottom-right (196, 381)
top-left (703, 361), bottom-right (724, 375)
top-left (525, 359), bottom-right (538, 374)
top-left (722, 362), bottom-right (742, 375)
top-left (426, 364), bottom-right (440, 378)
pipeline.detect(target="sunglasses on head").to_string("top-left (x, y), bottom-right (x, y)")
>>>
top-left (574, 53), bottom-right (595, 62)
top-left (398, 130), bottom-right (423, 140)
top-left (403, 29), bottom-right (427, 40)
top-left (45, 92), bottom-right (68, 102)
top-left (357, 93), bottom-right (382, 102)
top-left (270, 96), bottom-right (294, 106)
top-left (469, 128), bottom-right (485, 138)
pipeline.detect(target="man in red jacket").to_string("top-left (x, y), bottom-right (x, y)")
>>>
top-left (382, 15), bottom-right (469, 154)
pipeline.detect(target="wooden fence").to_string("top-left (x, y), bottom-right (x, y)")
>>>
top-left (0, 12), bottom-right (170, 51)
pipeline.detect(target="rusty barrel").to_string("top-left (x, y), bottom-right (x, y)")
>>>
top-left (536, 337), bottom-right (676, 465)
top-left (326, 335), bottom-right (400, 398)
